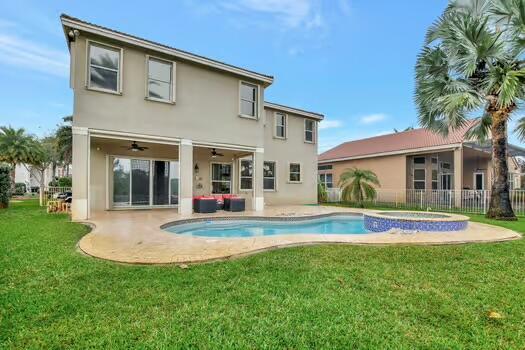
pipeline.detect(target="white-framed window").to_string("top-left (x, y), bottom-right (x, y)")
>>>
top-left (304, 119), bottom-right (315, 143)
top-left (87, 41), bottom-right (122, 93)
top-left (413, 156), bottom-right (426, 167)
top-left (319, 173), bottom-right (333, 188)
top-left (146, 56), bottom-right (175, 103)
top-left (239, 81), bottom-right (258, 118)
top-left (474, 172), bottom-right (485, 190)
top-left (275, 113), bottom-right (287, 138)
top-left (239, 159), bottom-right (253, 191)
top-left (289, 162), bottom-right (301, 183)
top-left (211, 163), bottom-right (232, 194)
top-left (431, 157), bottom-right (438, 190)
top-left (413, 168), bottom-right (426, 190)
top-left (263, 161), bottom-right (276, 191)
top-left (440, 162), bottom-right (451, 171)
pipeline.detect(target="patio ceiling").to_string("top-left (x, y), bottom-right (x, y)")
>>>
top-left (463, 142), bottom-right (525, 157)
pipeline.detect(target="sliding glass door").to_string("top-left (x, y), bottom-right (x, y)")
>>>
top-left (112, 157), bottom-right (179, 208)
top-left (113, 158), bottom-right (131, 207)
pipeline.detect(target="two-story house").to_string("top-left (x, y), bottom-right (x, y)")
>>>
top-left (61, 15), bottom-right (323, 220)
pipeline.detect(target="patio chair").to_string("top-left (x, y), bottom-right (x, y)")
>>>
top-left (193, 196), bottom-right (217, 213)
top-left (224, 197), bottom-right (245, 212)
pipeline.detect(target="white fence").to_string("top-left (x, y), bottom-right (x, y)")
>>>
top-left (41, 187), bottom-right (72, 206)
top-left (325, 188), bottom-right (525, 215)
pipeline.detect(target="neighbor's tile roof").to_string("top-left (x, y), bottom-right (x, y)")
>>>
top-left (319, 120), bottom-right (478, 162)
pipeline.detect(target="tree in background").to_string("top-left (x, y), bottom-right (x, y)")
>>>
top-left (0, 164), bottom-right (10, 208)
top-left (0, 126), bottom-right (34, 192)
top-left (393, 126), bottom-right (415, 133)
top-left (415, 0), bottom-right (525, 220)
top-left (339, 168), bottom-right (380, 207)
top-left (26, 138), bottom-right (58, 206)
top-left (55, 116), bottom-right (72, 176)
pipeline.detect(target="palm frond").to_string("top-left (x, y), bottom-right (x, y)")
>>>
top-left (465, 112), bottom-right (493, 141)
top-left (514, 115), bottom-right (525, 141)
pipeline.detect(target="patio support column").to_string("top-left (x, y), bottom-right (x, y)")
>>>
top-left (454, 146), bottom-right (463, 208)
top-left (253, 147), bottom-right (264, 211)
top-left (179, 139), bottom-right (193, 215)
top-left (72, 126), bottom-right (89, 220)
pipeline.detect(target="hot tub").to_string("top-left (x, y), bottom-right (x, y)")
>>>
top-left (364, 211), bottom-right (469, 232)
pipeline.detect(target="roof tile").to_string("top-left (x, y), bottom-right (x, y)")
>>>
top-left (319, 120), bottom-right (478, 161)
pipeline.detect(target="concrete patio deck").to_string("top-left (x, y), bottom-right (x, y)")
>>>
top-left (77, 206), bottom-right (521, 264)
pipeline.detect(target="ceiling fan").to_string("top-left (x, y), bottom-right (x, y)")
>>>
top-left (121, 141), bottom-right (149, 152)
top-left (211, 148), bottom-right (224, 158)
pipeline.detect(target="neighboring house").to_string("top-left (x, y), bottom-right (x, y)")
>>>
top-left (61, 14), bottom-right (323, 220)
top-left (318, 121), bottom-right (525, 202)
top-left (14, 164), bottom-right (64, 192)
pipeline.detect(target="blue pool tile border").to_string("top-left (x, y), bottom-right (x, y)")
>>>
top-left (364, 215), bottom-right (468, 232)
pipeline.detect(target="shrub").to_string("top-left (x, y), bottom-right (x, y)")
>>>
top-left (49, 177), bottom-right (71, 187)
top-left (0, 165), bottom-right (11, 208)
top-left (14, 182), bottom-right (26, 195)
top-left (57, 177), bottom-right (72, 187)
top-left (318, 182), bottom-right (328, 203)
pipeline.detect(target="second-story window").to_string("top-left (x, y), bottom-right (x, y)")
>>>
top-left (88, 42), bottom-right (121, 93)
top-left (275, 113), bottom-right (287, 138)
top-left (304, 119), bottom-right (315, 143)
top-left (147, 57), bottom-right (174, 102)
top-left (240, 82), bottom-right (258, 118)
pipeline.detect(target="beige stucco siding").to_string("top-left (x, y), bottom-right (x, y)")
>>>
top-left (263, 109), bottom-right (318, 205)
top-left (319, 154), bottom-right (407, 190)
top-left (72, 34), bottom-right (264, 147)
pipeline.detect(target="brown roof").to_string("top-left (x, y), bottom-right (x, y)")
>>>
top-left (319, 120), bottom-right (478, 162)
top-left (60, 14), bottom-right (273, 83)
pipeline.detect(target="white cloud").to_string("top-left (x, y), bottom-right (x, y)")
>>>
top-left (0, 33), bottom-right (69, 77)
top-left (222, 0), bottom-right (324, 29)
top-left (360, 113), bottom-right (388, 124)
top-left (319, 119), bottom-right (343, 130)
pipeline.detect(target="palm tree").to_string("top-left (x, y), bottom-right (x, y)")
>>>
top-left (0, 126), bottom-right (33, 191)
top-left (26, 138), bottom-right (55, 206)
top-left (393, 126), bottom-right (415, 133)
top-left (415, 0), bottom-right (525, 220)
top-left (55, 116), bottom-right (72, 176)
top-left (339, 168), bottom-right (380, 207)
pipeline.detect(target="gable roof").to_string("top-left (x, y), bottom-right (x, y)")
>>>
top-left (264, 101), bottom-right (324, 120)
top-left (319, 120), bottom-right (478, 163)
top-left (60, 14), bottom-right (274, 85)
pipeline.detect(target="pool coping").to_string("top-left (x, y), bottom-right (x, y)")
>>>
top-left (76, 206), bottom-right (522, 265)
top-left (160, 212), bottom-right (363, 231)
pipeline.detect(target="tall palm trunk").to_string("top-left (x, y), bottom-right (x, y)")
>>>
top-left (10, 162), bottom-right (16, 193)
top-left (486, 103), bottom-right (516, 220)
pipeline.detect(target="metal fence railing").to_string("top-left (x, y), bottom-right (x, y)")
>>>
top-left (325, 188), bottom-right (525, 215)
top-left (41, 187), bottom-right (72, 206)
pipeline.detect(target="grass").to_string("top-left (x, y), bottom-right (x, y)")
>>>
top-left (1, 200), bottom-right (525, 349)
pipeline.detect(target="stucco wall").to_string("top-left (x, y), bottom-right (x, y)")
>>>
top-left (263, 108), bottom-right (318, 205)
top-left (319, 154), bottom-right (407, 190)
top-left (72, 34), bottom-right (265, 147)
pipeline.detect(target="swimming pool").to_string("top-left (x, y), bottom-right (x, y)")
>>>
top-left (164, 215), bottom-right (368, 237)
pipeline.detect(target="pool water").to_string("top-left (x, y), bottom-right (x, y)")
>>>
top-left (165, 215), bottom-right (368, 238)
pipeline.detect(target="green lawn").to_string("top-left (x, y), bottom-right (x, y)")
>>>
top-left (1, 201), bottom-right (525, 349)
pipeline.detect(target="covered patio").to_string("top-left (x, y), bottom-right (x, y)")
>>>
top-left (72, 128), bottom-right (265, 220)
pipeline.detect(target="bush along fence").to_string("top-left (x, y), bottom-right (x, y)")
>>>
top-left (325, 188), bottom-right (525, 216)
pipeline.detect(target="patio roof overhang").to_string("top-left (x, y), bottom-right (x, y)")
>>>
top-left (463, 142), bottom-right (525, 157)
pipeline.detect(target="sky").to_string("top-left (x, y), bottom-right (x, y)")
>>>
top-left (0, 0), bottom-right (523, 153)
